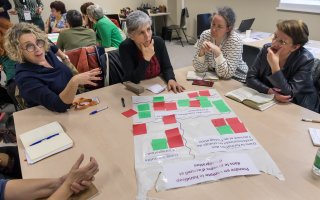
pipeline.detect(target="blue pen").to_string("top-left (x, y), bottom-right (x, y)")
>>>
top-left (29, 133), bottom-right (60, 147)
top-left (89, 106), bottom-right (109, 115)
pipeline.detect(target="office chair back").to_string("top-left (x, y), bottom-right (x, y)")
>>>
top-left (242, 45), bottom-right (260, 68)
top-left (197, 13), bottom-right (211, 39)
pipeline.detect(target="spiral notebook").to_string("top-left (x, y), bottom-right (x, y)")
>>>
top-left (19, 121), bottom-right (73, 164)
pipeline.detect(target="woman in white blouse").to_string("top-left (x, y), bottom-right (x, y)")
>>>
top-left (193, 6), bottom-right (248, 82)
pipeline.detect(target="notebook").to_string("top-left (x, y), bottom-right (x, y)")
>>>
top-left (20, 121), bottom-right (73, 164)
top-left (225, 86), bottom-right (276, 111)
top-left (187, 71), bottom-right (219, 81)
top-left (237, 18), bottom-right (255, 33)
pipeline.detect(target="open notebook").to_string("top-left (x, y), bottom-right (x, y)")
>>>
top-left (187, 71), bottom-right (219, 81)
top-left (20, 121), bottom-right (73, 164)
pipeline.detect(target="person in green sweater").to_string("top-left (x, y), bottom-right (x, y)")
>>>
top-left (57, 9), bottom-right (96, 51)
top-left (86, 4), bottom-right (123, 48)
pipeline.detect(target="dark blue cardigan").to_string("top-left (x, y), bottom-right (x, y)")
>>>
top-left (15, 50), bottom-right (73, 112)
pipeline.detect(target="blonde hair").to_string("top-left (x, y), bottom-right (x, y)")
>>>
top-left (276, 19), bottom-right (309, 46)
top-left (4, 22), bottom-right (49, 63)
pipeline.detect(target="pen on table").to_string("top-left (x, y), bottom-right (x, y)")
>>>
top-left (121, 97), bottom-right (125, 107)
top-left (302, 118), bottom-right (320, 123)
top-left (89, 106), bottom-right (108, 115)
top-left (29, 133), bottom-right (60, 147)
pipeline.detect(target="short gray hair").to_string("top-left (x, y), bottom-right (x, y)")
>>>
top-left (126, 10), bottom-right (152, 35)
top-left (86, 4), bottom-right (104, 21)
top-left (4, 22), bottom-right (49, 63)
top-left (213, 6), bottom-right (236, 30)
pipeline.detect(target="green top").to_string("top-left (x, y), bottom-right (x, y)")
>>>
top-left (57, 27), bottom-right (97, 51)
top-left (94, 16), bottom-right (123, 48)
top-left (13, 0), bottom-right (44, 20)
top-left (0, 55), bottom-right (16, 84)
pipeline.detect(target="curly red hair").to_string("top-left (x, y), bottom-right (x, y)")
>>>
top-left (0, 18), bottom-right (12, 56)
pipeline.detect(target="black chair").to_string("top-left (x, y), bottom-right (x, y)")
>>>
top-left (242, 45), bottom-right (260, 68)
top-left (197, 13), bottom-right (211, 39)
top-left (167, 8), bottom-right (189, 47)
top-left (99, 49), bottom-right (124, 86)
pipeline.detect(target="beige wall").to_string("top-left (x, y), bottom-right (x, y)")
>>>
top-left (7, 0), bottom-right (320, 40)
top-left (9, 0), bottom-right (143, 24)
top-left (184, 0), bottom-right (320, 41)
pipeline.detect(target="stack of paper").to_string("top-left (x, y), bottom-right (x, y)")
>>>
top-left (20, 121), bottom-right (73, 164)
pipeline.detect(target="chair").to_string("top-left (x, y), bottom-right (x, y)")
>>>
top-left (99, 49), bottom-right (124, 86)
top-left (197, 13), bottom-right (211, 39)
top-left (242, 45), bottom-right (260, 67)
top-left (167, 8), bottom-right (189, 47)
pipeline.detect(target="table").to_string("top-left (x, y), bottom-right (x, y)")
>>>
top-left (241, 31), bottom-right (320, 59)
top-left (149, 12), bottom-right (170, 35)
top-left (14, 66), bottom-right (320, 199)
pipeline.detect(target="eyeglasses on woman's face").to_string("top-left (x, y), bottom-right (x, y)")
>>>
top-left (20, 39), bottom-right (45, 52)
top-left (272, 34), bottom-right (291, 46)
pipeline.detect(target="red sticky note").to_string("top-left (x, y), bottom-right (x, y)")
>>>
top-left (226, 117), bottom-right (241, 125)
top-left (133, 123), bottom-right (147, 136)
top-left (122, 109), bottom-right (137, 118)
top-left (188, 92), bottom-right (199, 98)
top-left (199, 90), bottom-right (211, 96)
top-left (165, 102), bottom-right (177, 111)
top-left (167, 134), bottom-right (184, 148)
top-left (163, 115), bottom-right (177, 124)
top-left (165, 127), bottom-right (180, 137)
top-left (211, 118), bottom-right (226, 127)
top-left (190, 100), bottom-right (200, 107)
top-left (153, 102), bottom-right (165, 111)
top-left (229, 123), bottom-right (248, 133)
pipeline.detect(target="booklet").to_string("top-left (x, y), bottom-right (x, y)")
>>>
top-left (19, 121), bottom-right (73, 164)
top-left (187, 71), bottom-right (219, 81)
top-left (225, 86), bottom-right (276, 111)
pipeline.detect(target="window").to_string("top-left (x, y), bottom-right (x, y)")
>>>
top-left (277, 0), bottom-right (320, 14)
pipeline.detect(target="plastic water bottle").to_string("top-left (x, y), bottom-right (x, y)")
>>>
top-left (312, 148), bottom-right (320, 176)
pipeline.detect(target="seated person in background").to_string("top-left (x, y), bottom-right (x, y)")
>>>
top-left (246, 20), bottom-right (320, 112)
top-left (57, 10), bottom-right (96, 51)
top-left (45, 0), bottom-right (67, 33)
top-left (193, 6), bottom-right (248, 83)
top-left (119, 10), bottom-right (185, 93)
top-left (1, 154), bottom-right (99, 200)
top-left (0, 18), bottom-right (16, 104)
top-left (80, 2), bottom-right (94, 29)
top-left (86, 4), bottom-right (123, 48)
top-left (4, 23), bottom-right (101, 113)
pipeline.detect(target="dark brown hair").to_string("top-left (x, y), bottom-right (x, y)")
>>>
top-left (276, 20), bottom-right (309, 46)
top-left (80, 2), bottom-right (94, 29)
top-left (50, 1), bottom-right (67, 14)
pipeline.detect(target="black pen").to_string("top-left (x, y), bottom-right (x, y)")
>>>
top-left (121, 97), bottom-right (125, 107)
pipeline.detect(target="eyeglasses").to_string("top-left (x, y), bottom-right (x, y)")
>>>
top-left (272, 34), bottom-right (291, 46)
top-left (20, 39), bottom-right (45, 52)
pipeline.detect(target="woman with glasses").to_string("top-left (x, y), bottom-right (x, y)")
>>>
top-left (4, 23), bottom-right (101, 112)
top-left (45, 0), bottom-right (67, 33)
top-left (193, 6), bottom-right (248, 83)
top-left (246, 20), bottom-right (319, 112)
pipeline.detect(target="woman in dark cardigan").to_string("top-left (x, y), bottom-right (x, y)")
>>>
top-left (246, 20), bottom-right (320, 112)
top-left (119, 10), bottom-right (185, 93)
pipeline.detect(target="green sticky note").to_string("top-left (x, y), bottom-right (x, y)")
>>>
top-left (213, 100), bottom-right (231, 113)
top-left (197, 96), bottom-right (209, 101)
top-left (151, 138), bottom-right (168, 151)
top-left (178, 99), bottom-right (190, 107)
top-left (200, 100), bottom-right (212, 108)
top-left (153, 96), bottom-right (165, 102)
top-left (138, 103), bottom-right (150, 111)
top-left (138, 111), bottom-right (151, 119)
top-left (217, 125), bottom-right (234, 135)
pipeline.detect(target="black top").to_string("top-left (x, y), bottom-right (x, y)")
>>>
top-left (246, 43), bottom-right (320, 112)
top-left (119, 36), bottom-right (176, 83)
top-left (0, 0), bottom-right (12, 20)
